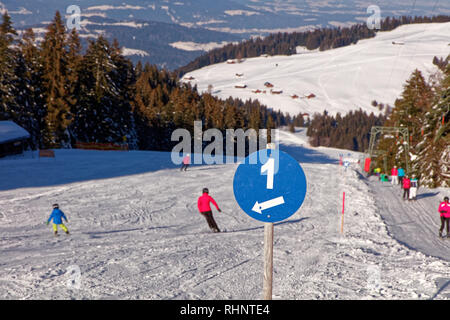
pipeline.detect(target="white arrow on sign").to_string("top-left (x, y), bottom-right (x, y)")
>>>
top-left (252, 196), bottom-right (285, 214)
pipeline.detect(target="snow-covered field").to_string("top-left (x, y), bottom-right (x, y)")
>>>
top-left (0, 129), bottom-right (449, 300)
top-left (170, 41), bottom-right (235, 52)
top-left (182, 23), bottom-right (450, 117)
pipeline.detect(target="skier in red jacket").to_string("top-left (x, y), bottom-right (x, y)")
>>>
top-left (391, 166), bottom-right (398, 185)
top-left (197, 188), bottom-right (221, 233)
top-left (438, 196), bottom-right (450, 238)
top-left (402, 176), bottom-right (411, 200)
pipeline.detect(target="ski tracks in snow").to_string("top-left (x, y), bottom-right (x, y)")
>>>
top-left (1, 141), bottom-right (450, 299)
top-left (367, 178), bottom-right (450, 261)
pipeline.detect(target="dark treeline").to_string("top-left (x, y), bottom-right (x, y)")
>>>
top-left (176, 15), bottom-right (450, 77)
top-left (306, 109), bottom-right (387, 152)
top-left (0, 12), bottom-right (288, 152)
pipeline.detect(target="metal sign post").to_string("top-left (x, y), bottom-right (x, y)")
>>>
top-left (233, 147), bottom-right (307, 300)
top-left (263, 143), bottom-right (275, 300)
top-left (263, 222), bottom-right (274, 300)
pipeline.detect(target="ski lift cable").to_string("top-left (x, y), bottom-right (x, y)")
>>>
top-left (399, 0), bottom-right (443, 83)
top-left (384, 0), bottom-right (417, 101)
top-left (385, 0), bottom-right (441, 142)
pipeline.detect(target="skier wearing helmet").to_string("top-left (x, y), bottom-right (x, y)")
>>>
top-left (438, 196), bottom-right (450, 238)
top-left (46, 204), bottom-right (69, 236)
top-left (197, 188), bottom-right (221, 233)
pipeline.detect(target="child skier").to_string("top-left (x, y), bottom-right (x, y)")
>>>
top-left (46, 204), bottom-right (69, 236)
top-left (197, 188), bottom-right (221, 233)
top-left (438, 196), bottom-right (450, 238)
top-left (409, 176), bottom-right (419, 200)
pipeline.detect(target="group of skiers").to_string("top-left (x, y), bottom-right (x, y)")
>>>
top-left (45, 187), bottom-right (224, 236)
top-left (45, 152), bottom-right (223, 236)
top-left (389, 166), bottom-right (419, 201)
top-left (44, 154), bottom-right (447, 238)
top-left (45, 193), bottom-right (449, 239)
top-left (381, 165), bottom-right (449, 238)
top-left (375, 166), bottom-right (419, 201)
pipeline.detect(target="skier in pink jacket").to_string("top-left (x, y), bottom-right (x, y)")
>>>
top-left (197, 188), bottom-right (221, 233)
top-left (402, 176), bottom-right (411, 200)
top-left (180, 154), bottom-right (190, 171)
top-left (438, 196), bottom-right (450, 238)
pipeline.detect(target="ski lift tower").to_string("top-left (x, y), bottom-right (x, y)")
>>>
top-left (367, 126), bottom-right (410, 174)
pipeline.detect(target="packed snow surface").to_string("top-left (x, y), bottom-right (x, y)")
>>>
top-left (170, 41), bottom-right (234, 52)
top-left (182, 23), bottom-right (450, 117)
top-left (0, 128), bottom-right (449, 299)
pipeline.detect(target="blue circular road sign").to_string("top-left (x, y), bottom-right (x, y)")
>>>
top-left (233, 149), bottom-right (307, 223)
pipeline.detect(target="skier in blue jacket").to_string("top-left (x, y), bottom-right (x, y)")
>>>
top-left (46, 204), bottom-right (69, 236)
top-left (398, 167), bottom-right (405, 186)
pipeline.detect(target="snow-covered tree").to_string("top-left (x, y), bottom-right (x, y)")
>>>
top-left (378, 69), bottom-right (435, 171)
top-left (41, 11), bottom-right (72, 148)
top-left (413, 61), bottom-right (449, 187)
top-left (72, 36), bottom-right (137, 146)
top-left (15, 28), bottom-right (46, 149)
top-left (0, 12), bottom-right (18, 120)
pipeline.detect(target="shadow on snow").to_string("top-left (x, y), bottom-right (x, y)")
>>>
top-left (0, 141), bottom-right (338, 191)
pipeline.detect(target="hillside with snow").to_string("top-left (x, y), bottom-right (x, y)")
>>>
top-left (0, 128), bottom-right (449, 300)
top-left (3, 1), bottom-right (450, 70)
top-left (182, 22), bottom-right (450, 117)
top-left (3, 0), bottom-right (450, 36)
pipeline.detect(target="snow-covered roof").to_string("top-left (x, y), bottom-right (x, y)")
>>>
top-left (0, 121), bottom-right (30, 144)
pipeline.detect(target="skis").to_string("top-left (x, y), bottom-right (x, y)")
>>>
top-left (52, 232), bottom-right (70, 239)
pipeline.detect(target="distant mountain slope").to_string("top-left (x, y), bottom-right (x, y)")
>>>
top-left (175, 15), bottom-right (450, 76)
top-left (17, 15), bottom-right (243, 69)
top-left (0, 0), bottom-right (450, 69)
top-left (181, 22), bottom-right (450, 117)
top-left (3, 0), bottom-right (450, 34)
top-left (2, 0), bottom-right (450, 69)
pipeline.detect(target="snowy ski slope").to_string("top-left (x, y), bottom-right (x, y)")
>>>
top-left (182, 22), bottom-right (450, 117)
top-left (0, 129), bottom-right (449, 299)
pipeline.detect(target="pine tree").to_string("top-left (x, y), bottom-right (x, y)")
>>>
top-left (75, 36), bottom-right (115, 143)
top-left (41, 11), bottom-right (71, 148)
top-left (0, 12), bottom-right (18, 120)
top-left (0, 11), bottom-right (300, 155)
top-left (65, 28), bottom-right (82, 144)
top-left (414, 62), bottom-right (450, 187)
top-left (381, 69), bottom-right (435, 169)
top-left (74, 36), bottom-right (138, 145)
top-left (15, 28), bottom-right (46, 148)
top-left (110, 39), bottom-right (138, 149)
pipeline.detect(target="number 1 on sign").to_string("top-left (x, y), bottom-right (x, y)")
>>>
top-left (261, 158), bottom-right (275, 189)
